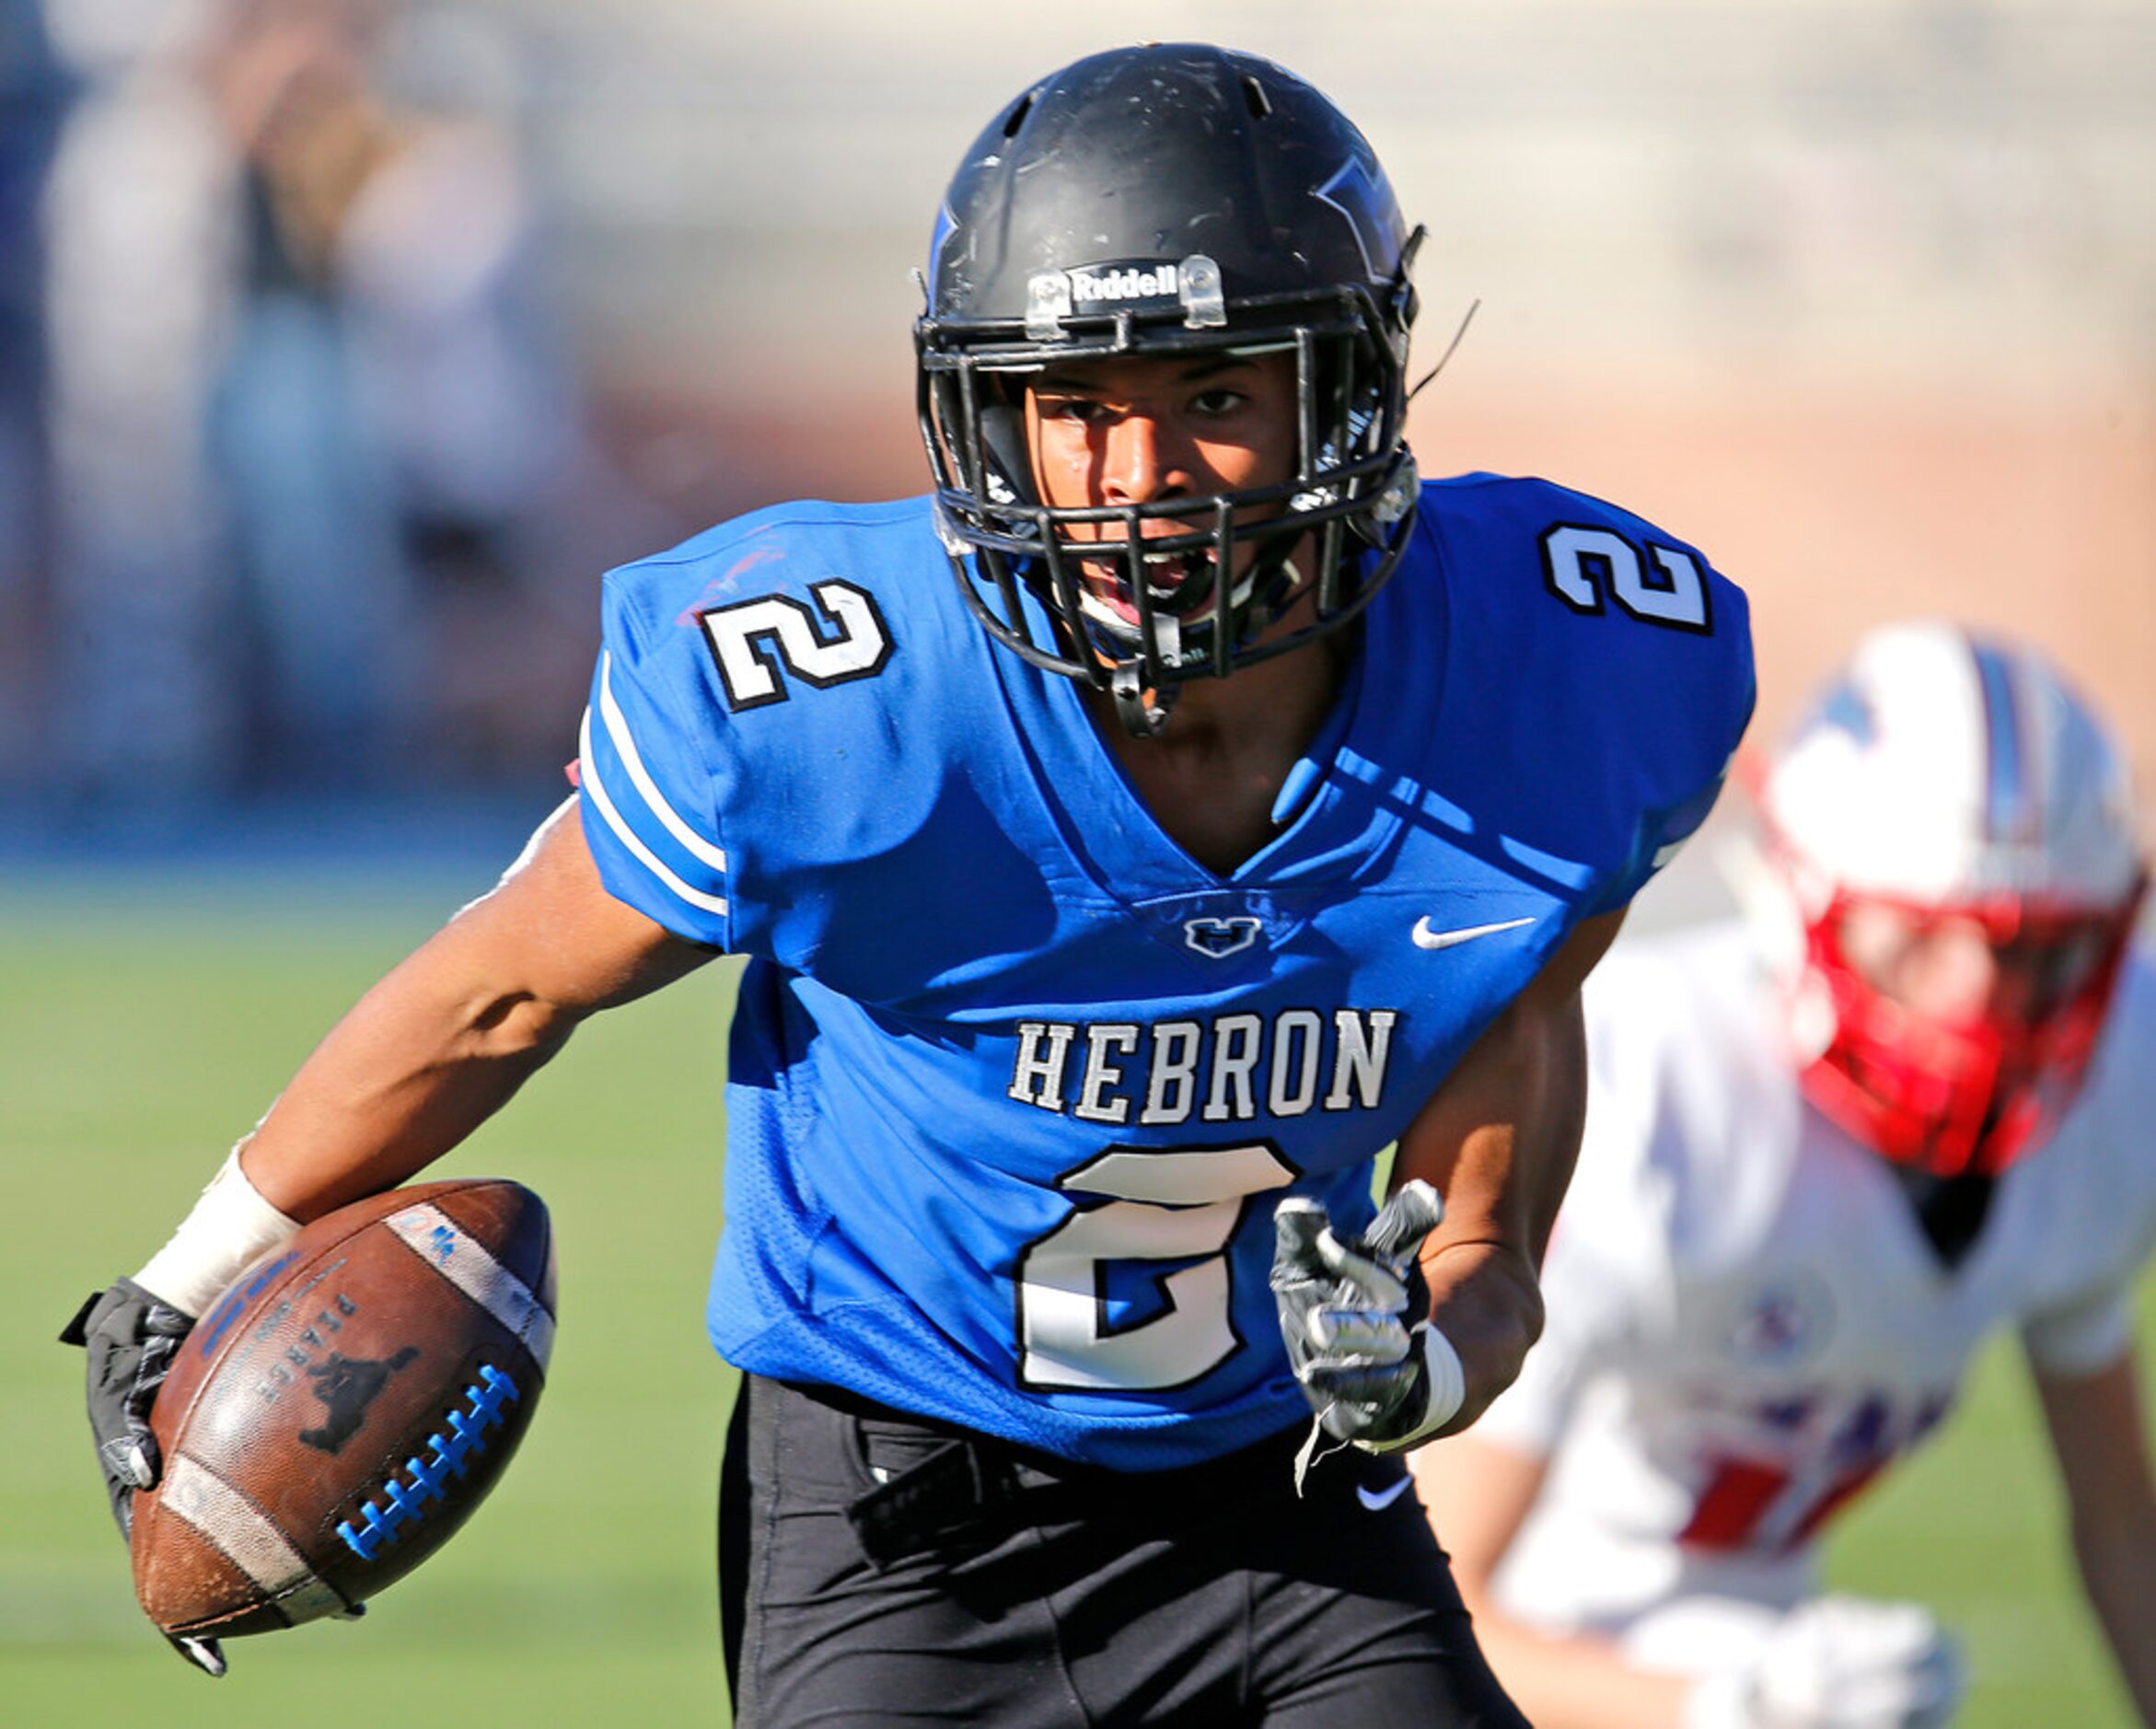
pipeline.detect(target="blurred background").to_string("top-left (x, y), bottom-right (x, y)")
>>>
top-left (1, 0), bottom-right (2150, 830)
top-left (4, 0), bottom-right (2153, 1723)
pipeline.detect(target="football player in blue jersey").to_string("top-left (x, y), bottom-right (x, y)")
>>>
top-left (67, 42), bottom-right (1756, 1723)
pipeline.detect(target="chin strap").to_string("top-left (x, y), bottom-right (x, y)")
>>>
top-left (1109, 662), bottom-right (1177, 737)
top-left (1234, 535), bottom-right (1306, 642)
top-left (1098, 516), bottom-right (1345, 737)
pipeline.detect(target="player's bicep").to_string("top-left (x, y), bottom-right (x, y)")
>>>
top-left (450, 794), bottom-right (718, 1015)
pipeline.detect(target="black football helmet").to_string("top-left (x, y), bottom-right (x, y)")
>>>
top-left (915, 43), bottom-right (1425, 733)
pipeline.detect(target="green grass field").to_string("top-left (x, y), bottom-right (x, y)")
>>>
top-left (0, 874), bottom-right (2143, 1725)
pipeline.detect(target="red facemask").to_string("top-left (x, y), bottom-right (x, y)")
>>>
top-left (1792, 880), bottom-right (2145, 1178)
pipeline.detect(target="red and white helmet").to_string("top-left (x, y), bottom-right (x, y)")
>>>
top-left (1754, 622), bottom-right (2146, 1178)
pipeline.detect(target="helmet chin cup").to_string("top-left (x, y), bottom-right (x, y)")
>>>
top-left (1109, 662), bottom-right (1176, 738)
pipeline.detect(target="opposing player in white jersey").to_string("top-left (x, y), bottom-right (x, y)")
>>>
top-left (1415, 621), bottom-right (2156, 1728)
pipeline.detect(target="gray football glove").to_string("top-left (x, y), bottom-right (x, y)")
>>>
top-left (1269, 1179), bottom-right (1456, 1449)
top-left (61, 1280), bottom-right (227, 1677)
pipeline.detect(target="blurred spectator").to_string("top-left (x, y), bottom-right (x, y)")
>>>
top-left (200, 0), bottom-right (413, 789)
top-left (344, 6), bottom-right (579, 574)
top-left (340, 2), bottom-right (605, 781)
top-left (41, 0), bottom-right (240, 807)
top-left (0, 0), bottom-right (71, 598)
top-left (34, 0), bottom-right (604, 811)
top-left (0, 0), bottom-right (69, 775)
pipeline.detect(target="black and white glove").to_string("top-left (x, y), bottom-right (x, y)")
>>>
top-left (1269, 1179), bottom-right (1463, 1451)
top-left (58, 1146), bottom-right (300, 1679)
top-left (60, 1279), bottom-right (227, 1677)
top-left (60, 1278), bottom-right (193, 1541)
top-left (1684, 1596), bottom-right (1965, 1729)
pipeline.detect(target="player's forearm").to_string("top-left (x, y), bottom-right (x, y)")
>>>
top-left (118, 911), bottom-right (589, 1318)
top-left (238, 801), bottom-right (710, 1223)
top-left (1465, 1610), bottom-right (1694, 1729)
top-left (1418, 1237), bottom-right (1544, 1433)
top-left (2033, 1351), bottom-right (2156, 1723)
top-left (2069, 1508), bottom-right (2156, 1721)
top-left (1416, 1432), bottom-right (1700, 1728)
top-left (1395, 976), bottom-right (1592, 1431)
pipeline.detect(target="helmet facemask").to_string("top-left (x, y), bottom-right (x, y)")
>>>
top-left (1773, 857), bottom-right (2145, 1179)
top-left (918, 284), bottom-right (1420, 734)
top-left (1748, 621), bottom-right (2149, 1181)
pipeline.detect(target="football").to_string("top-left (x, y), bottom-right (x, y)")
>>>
top-left (132, 1178), bottom-right (556, 1640)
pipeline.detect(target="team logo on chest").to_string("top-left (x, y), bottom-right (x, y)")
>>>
top-left (1726, 1272), bottom-right (1836, 1369)
top-left (1184, 916), bottom-right (1263, 958)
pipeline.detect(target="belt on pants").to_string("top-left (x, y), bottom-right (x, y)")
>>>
top-left (778, 1379), bottom-right (1318, 1570)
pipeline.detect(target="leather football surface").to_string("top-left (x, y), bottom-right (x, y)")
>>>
top-left (132, 1178), bottom-right (557, 1639)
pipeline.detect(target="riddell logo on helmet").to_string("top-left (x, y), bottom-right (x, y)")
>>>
top-left (1068, 264), bottom-right (1180, 304)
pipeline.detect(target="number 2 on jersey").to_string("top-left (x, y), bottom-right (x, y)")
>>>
top-left (698, 579), bottom-right (893, 710)
top-left (1015, 1142), bottom-right (1297, 1391)
top-left (1541, 524), bottom-right (1713, 632)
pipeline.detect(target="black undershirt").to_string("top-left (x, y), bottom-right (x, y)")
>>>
top-left (1887, 1163), bottom-right (1998, 1270)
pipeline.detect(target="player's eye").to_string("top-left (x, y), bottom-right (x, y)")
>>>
top-left (1188, 387), bottom-right (1248, 417)
top-left (1037, 396), bottom-right (1107, 424)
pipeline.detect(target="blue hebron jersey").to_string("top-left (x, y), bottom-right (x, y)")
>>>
top-left (575, 476), bottom-right (1755, 1469)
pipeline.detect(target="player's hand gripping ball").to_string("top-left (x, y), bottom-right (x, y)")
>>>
top-left (70, 1278), bottom-right (194, 1540)
top-left (125, 1179), bottom-right (556, 1647)
top-left (1270, 1179), bottom-right (1459, 1450)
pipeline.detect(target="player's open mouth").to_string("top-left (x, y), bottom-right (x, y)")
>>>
top-left (1076, 545), bottom-right (1221, 625)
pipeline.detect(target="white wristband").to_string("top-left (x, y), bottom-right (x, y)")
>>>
top-left (1355, 1324), bottom-right (1466, 1454)
top-left (133, 1147), bottom-right (302, 1319)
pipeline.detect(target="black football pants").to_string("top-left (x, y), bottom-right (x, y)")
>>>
top-left (718, 1375), bottom-right (1526, 1727)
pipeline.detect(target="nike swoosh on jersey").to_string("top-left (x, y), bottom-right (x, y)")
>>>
top-left (1356, 1477), bottom-right (1415, 1512)
top-left (1411, 915), bottom-right (1536, 951)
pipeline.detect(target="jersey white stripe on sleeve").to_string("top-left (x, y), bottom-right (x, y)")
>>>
top-left (579, 701), bottom-right (730, 919)
top-left (597, 650), bottom-right (728, 876)
top-left (384, 1202), bottom-right (558, 1369)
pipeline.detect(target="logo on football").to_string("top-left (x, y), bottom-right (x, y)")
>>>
top-left (298, 1345), bottom-right (421, 1455)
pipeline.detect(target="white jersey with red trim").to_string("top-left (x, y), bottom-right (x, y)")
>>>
top-left (1475, 919), bottom-right (2156, 1665)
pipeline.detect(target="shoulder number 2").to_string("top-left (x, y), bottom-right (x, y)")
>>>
top-left (1541, 525), bottom-right (1711, 632)
top-left (699, 579), bottom-right (893, 710)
